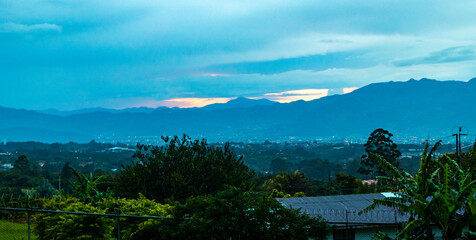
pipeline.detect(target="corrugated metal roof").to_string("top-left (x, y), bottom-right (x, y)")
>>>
top-left (276, 193), bottom-right (409, 225)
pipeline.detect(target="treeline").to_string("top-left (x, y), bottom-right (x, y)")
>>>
top-left (0, 132), bottom-right (462, 199)
top-left (1, 135), bottom-right (333, 239)
top-left (0, 140), bottom-right (134, 175)
top-left (1, 131), bottom-right (475, 239)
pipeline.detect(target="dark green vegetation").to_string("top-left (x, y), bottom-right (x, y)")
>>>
top-left (1, 136), bottom-right (335, 239)
top-left (116, 136), bottom-right (253, 202)
top-left (0, 130), bottom-right (473, 239)
top-left (364, 141), bottom-right (476, 240)
top-left (358, 128), bottom-right (401, 177)
top-left (163, 187), bottom-right (331, 240)
top-left (0, 136), bottom-right (457, 197)
top-left (0, 141), bottom-right (133, 193)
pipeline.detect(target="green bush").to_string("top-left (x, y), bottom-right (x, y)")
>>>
top-left (33, 195), bottom-right (173, 240)
top-left (34, 196), bottom-right (114, 240)
top-left (157, 187), bottom-right (332, 240)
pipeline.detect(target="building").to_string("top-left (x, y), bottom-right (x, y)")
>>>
top-left (277, 193), bottom-right (443, 240)
top-left (105, 147), bottom-right (136, 153)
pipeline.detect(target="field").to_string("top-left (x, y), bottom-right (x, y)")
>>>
top-left (0, 220), bottom-right (35, 240)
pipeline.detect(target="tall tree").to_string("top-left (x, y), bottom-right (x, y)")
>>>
top-left (358, 128), bottom-right (401, 177)
top-left (115, 135), bottom-right (253, 202)
top-left (61, 162), bottom-right (73, 180)
top-left (13, 154), bottom-right (30, 173)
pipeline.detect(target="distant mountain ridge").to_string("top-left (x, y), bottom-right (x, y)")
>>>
top-left (202, 97), bottom-right (277, 110)
top-left (39, 106), bottom-right (166, 116)
top-left (38, 97), bottom-right (276, 116)
top-left (1, 78), bottom-right (475, 143)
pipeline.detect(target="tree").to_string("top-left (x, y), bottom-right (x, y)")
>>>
top-left (262, 170), bottom-right (313, 195)
top-left (269, 157), bottom-right (290, 173)
top-left (358, 128), bottom-right (401, 177)
top-left (36, 178), bottom-right (57, 198)
top-left (13, 155), bottom-right (30, 173)
top-left (334, 173), bottom-right (361, 195)
top-left (61, 162), bottom-right (73, 180)
top-left (115, 135), bottom-right (253, 202)
top-left (153, 187), bottom-right (332, 240)
top-left (297, 159), bottom-right (342, 180)
top-left (362, 141), bottom-right (476, 240)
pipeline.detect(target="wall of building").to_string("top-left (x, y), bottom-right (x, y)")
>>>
top-left (328, 225), bottom-right (444, 240)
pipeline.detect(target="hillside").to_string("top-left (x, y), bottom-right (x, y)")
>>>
top-left (1, 78), bottom-right (475, 142)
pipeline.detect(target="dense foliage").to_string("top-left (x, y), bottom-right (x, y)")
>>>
top-left (34, 196), bottom-right (115, 240)
top-left (358, 128), bottom-right (401, 177)
top-left (115, 135), bottom-right (253, 202)
top-left (33, 195), bottom-right (173, 240)
top-left (364, 141), bottom-right (476, 240)
top-left (2, 133), bottom-right (472, 239)
top-left (149, 187), bottom-right (332, 240)
top-left (261, 170), bottom-right (313, 195)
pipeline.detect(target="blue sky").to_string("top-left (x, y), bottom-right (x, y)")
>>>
top-left (1, 0), bottom-right (475, 110)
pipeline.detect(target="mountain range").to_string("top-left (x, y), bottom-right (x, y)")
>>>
top-left (1, 78), bottom-right (475, 143)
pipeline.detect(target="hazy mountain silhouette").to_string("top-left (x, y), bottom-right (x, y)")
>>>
top-left (1, 78), bottom-right (475, 142)
top-left (39, 106), bottom-right (164, 116)
top-left (202, 97), bottom-right (277, 110)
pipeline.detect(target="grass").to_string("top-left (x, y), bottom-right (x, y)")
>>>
top-left (0, 219), bottom-right (36, 240)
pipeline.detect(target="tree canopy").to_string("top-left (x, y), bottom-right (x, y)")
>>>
top-left (358, 128), bottom-right (401, 177)
top-left (156, 186), bottom-right (332, 240)
top-left (13, 154), bottom-right (30, 173)
top-left (363, 141), bottom-right (476, 240)
top-left (115, 135), bottom-right (254, 202)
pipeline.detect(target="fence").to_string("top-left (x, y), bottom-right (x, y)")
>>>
top-left (0, 193), bottom-right (183, 240)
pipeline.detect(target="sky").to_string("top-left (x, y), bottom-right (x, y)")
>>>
top-left (1, 0), bottom-right (476, 110)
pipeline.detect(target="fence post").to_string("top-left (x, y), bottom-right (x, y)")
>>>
top-left (28, 210), bottom-right (31, 240)
top-left (117, 216), bottom-right (121, 240)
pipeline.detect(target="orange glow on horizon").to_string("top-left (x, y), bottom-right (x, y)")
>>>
top-left (161, 97), bottom-right (234, 108)
top-left (131, 87), bottom-right (357, 109)
top-left (262, 89), bottom-right (329, 103)
top-left (343, 87), bottom-right (358, 94)
top-left (200, 73), bottom-right (230, 77)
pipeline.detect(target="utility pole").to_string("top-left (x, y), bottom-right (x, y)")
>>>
top-left (453, 127), bottom-right (468, 165)
top-left (453, 133), bottom-right (459, 160)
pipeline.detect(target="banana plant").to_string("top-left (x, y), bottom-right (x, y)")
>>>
top-left (66, 167), bottom-right (110, 200)
top-left (463, 189), bottom-right (476, 239)
top-left (361, 141), bottom-right (476, 240)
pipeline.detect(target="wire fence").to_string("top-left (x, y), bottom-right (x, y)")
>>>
top-left (0, 193), bottom-right (183, 240)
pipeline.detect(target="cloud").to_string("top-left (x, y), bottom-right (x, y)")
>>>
top-left (0, 22), bottom-right (62, 33)
top-left (207, 33), bottom-right (416, 65)
top-left (260, 89), bottom-right (329, 103)
top-left (1, 0), bottom-right (476, 110)
top-left (394, 46), bottom-right (476, 66)
top-left (203, 50), bottom-right (375, 75)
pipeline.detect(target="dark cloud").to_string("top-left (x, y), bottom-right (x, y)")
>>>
top-left (394, 46), bottom-right (476, 66)
top-left (203, 51), bottom-right (375, 75)
top-left (1, 0), bottom-right (476, 109)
